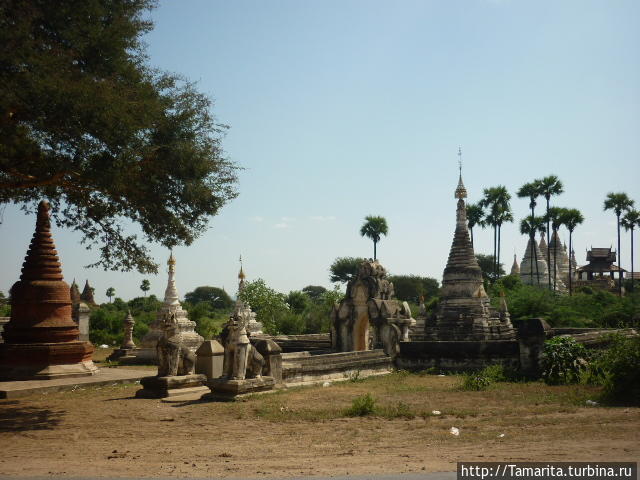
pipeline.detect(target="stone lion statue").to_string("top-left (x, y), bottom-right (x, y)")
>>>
top-left (220, 303), bottom-right (265, 380)
top-left (157, 312), bottom-right (196, 377)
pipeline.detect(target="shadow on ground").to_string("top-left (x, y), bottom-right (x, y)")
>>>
top-left (0, 401), bottom-right (65, 431)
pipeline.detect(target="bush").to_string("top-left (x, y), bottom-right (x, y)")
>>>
top-left (345, 393), bottom-right (377, 416)
top-left (589, 335), bottom-right (640, 405)
top-left (461, 372), bottom-right (492, 391)
top-left (541, 336), bottom-right (587, 385)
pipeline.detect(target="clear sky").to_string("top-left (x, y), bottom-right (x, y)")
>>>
top-left (1, 0), bottom-right (639, 303)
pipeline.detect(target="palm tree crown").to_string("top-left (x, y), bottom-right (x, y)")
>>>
top-left (516, 180), bottom-right (541, 211)
top-left (621, 209), bottom-right (640, 231)
top-left (360, 215), bottom-right (388, 260)
top-left (604, 192), bottom-right (635, 216)
top-left (538, 175), bottom-right (564, 202)
top-left (520, 216), bottom-right (546, 237)
top-left (561, 208), bottom-right (584, 233)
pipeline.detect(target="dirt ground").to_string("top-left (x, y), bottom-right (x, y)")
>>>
top-left (0, 370), bottom-right (638, 478)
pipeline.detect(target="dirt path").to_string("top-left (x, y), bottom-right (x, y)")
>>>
top-left (0, 374), bottom-right (638, 478)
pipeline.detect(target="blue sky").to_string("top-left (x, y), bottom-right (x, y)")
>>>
top-left (1, 0), bottom-right (639, 302)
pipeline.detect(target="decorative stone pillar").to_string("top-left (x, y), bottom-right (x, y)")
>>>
top-left (72, 302), bottom-right (91, 342)
top-left (122, 310), bottom-right (136, 349)
top-left (0, 201), bottom-right (98, 380)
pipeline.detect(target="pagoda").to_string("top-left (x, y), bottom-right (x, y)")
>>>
top-left (510, 254), bottom-right (520, 276)
top-left (80, 280), bottom-right (96, 305)
top-left (424, 170), bottom-right (514, 341)
top-left (519, 237), bottom-right (551, 287)
top-left (137, 254), bottom-right (203, 362)
top-left (0, 201), bottom-right (97, 379)
top-left (236, 258), bottom-right (263, 335)
top-left (69, 279), bottom-right (81, 304)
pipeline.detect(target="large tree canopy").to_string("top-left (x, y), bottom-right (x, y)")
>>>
top-left (0, 0), bottom-right (238, 273)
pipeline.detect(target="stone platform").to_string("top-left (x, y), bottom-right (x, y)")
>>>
top-left (282, 349), bottom-right (392, 386)
top-left (204, 376), bottom-right (276, 401)
top-left (0, 367), bottom-right (150, 399)
top-left (135, 374), bottom-right (207, 399)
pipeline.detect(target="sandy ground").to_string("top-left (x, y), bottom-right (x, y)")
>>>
top-left (0, 372), bottom-right (638, 478)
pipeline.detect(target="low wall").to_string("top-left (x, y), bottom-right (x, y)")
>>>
top-left (282, 349), bottom-right (392, 386)
top-left (253, 333), bottom-right (331, 353)
top-left (396, 340), bottom-right (520, 372)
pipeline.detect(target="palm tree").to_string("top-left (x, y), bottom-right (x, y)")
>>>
top-left (560, 208), bottom-right (584, 296)
top-left (621, 209), bottom-right (640, 293)
top-left (544, 207), bottom-right (566, 293)
top-left (538, 175), bottom-right (564, 290)
top-left (604, 192), bottom-right (635, 296)
top-left (517, 180), bottom-right (542, 282)
top-left (140, 279), bottom-right (150, 297)
top-left (106, 287), bottom-right (115, 303)
top-left (360, 215), bottom-right (388, 260)
top-left (466, 203), bottom-right (484, 248)
top-left (479, 186), bottom-right (512, 279)
top-left (520, 216), bottom-right (546, 285)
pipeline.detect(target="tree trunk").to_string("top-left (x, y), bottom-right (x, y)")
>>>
top-left (493, 225), bottom-right (497, 281)
top-left (546, 197), bottom-right (551, 291)
top-left (617, 214), bottom-right (622, 297)
top-left (569, 230), bottom-right (573, 296)
top-left (470, 227), bottom-right (474, 248)
top-left (373, 240), bottom-right (377, 260)
top-left (631, 227), bottom-right (635, 293)
top-left (497, 224), bottom-right (502, 279)
top-left (553, 229), bottom-right (558, 293)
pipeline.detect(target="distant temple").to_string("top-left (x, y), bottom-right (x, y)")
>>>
top-left (575, 247), bottom-right (626, 293)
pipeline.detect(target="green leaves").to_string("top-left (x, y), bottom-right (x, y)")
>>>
top-left (0, 0), bottom-right (238, 273)
top-left (541, 337), bottom-right (587, 385)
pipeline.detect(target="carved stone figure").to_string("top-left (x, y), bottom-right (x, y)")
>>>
top-left (220, 302), bottom-right (265, 380)
top-left (157, 312), bottom-right (196, 377)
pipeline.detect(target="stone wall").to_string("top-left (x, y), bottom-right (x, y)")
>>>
top-left (252, 333), bottom-right (331, 352)
top-left (396, 340), bottom-right (520, 372)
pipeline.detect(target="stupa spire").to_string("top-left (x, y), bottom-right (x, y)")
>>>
top-left (454, 147), bottom-right (467, 200)
top-left (510, 254), bottom-right (520, 276)
top-left (238, 254), bottom-right (246, 292)
top-left (19, 201), bottom-right (64, 282)
top-left (163, 252), bottom-right (180, 306)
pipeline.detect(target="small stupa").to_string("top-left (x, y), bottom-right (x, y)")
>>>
top-left (0, 201), bottom-right (97, 379)
top-left (424, 162), bottom-right (514, 341)
top-left (510, 254), bottom-right (520, 276)
top-left (520, 237), bottom-right (551, 287)
top-left (136, 254), bottom-right (203, 362)
top-left (237, 257), bottom-right (263, 335)
top-left (70, 279), bottom-right (81, 304)
top-left (80, 280), bottom-right (96, 306)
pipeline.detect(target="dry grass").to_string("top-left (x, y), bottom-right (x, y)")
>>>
top-left (0, 370), bottom-right (638, 478)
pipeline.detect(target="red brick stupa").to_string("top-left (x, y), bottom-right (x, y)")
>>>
top-left (0, 201), bottom-right (98, 380)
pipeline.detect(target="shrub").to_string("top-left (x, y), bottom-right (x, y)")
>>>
top-left (589, 335), bottom-right (640, 405)
top-left (461, 372), bottom-right (492, 391)
top-left (541, 336), bottom-right (587, 385)
top-left (345, 393), bottom-right (377, 416)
